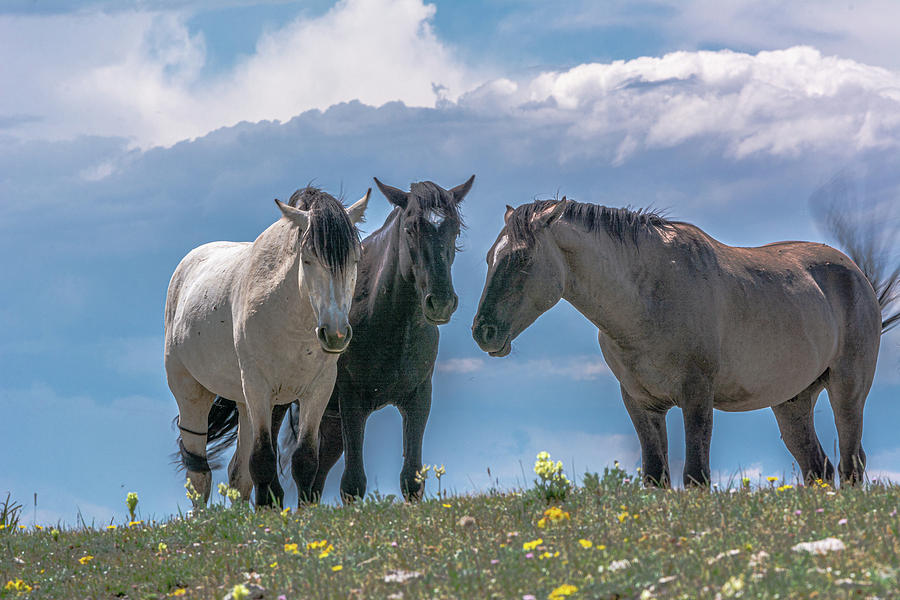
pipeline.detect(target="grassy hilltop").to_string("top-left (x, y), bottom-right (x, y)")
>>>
top-left (3, 461), bottom-right (900, 599)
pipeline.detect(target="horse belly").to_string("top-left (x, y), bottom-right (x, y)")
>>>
top-left (714, 310), bottom-right (836, 411)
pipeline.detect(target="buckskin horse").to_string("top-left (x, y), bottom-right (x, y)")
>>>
top-left (472, 198), bottom-right (898, 488)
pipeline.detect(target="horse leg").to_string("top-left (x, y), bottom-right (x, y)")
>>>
top-left (399, 379), bottom-right (432, 502)
top-left (339, 395), bottom-right (370, 503)
top-left (681, 375), bottom-right (713, 487)
top-left (621, 386), bottom-right (670, 487)
top-left (167, 359), bottom-right (215, 506)
top-left (826, 370), bottom-right (872, 486)
top-left (771, 382), bottom-right (834, 485)
top-left (311, 412), bottom-right (344, 500)
top-left (240, 379), bottom-right (281, 508)
top-left (227, 403), bottom-right (254, 502)
top-left (291, 374), bottom-right (335, 505)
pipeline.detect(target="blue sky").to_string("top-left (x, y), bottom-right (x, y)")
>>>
top-left (2, 0), bottom-right (900, 525)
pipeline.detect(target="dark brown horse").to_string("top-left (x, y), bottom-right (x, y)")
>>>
top-left (472, 198), bottom-right (898, 488)
top-left (310, 176), bottom-right (474, 502)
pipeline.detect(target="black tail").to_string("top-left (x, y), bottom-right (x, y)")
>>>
top-left (277, 401), bottom-right (300, 472)
top-left (811, 172), bottom-right (900, 333)
top-left (171, 396), bottom-right (240, 471)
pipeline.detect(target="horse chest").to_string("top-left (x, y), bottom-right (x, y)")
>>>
top-left (344, 323), bottom-right (437, 407)
top-left (597, 331), bottom-right (680, 404)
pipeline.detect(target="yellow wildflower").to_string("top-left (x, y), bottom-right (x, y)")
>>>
top-left (442, 503), bottom-right (452, 508)
top-left (766, 476), bottom-right (778, 482)
top-left (270, 561), bottom-right (278, 568)
top-left (168, 589), bottom-right (187, 597)
top-left (230, 584), bottom-right (250, 600)
top-left (284, 543), bottom-right (299, 554)
top-left (331, 565), bottom-right (343, 571)
top-left (549, 583), bottom-right (578, 599)
top-left (106, 525), bottom-right (117, 530)
top-left (776, 484), bottom-right (794, 492)
top-left (523, 538), bottom-right (543, 551)
top-left (158, 542), bottom-right (168, 553)
top-left (617, 511), bottom-right (629, 523)
top-left (126, 491), bottom-right (139, 521)
top-left (318, 544), bottom-right (335, 559)
top-left (578, 539), bottom-right (592, 549)
top-left (34, 525), bottom-right (43, 531)
top-left (5, 579), bottom-right (33, 592)
top-left (78, 555), bottom-right (94, 565)
top-left (128, 520), bottom-right (143, 527)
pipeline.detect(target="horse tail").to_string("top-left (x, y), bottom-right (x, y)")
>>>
top-left (171, 396), bottom-right (240, 471)
top-left (207, 396), bottom-right (241, 460)
top-left (811, 173), bottom-right (900, 333)
top-left (277, 401), bottom-right (300, 473)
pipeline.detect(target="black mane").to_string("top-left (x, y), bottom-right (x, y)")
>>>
top-left (408, 181), bottom-right (465, 228)
top-left (288, 187), bottom-right (360, 273)
top-left (507, 199), bottom-right (672, 247)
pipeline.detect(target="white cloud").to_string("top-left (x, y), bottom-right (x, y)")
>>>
top-left (438, 354), bottom-right (610, 380)
top-left (7, 0), bottom-right (900, 166)
top-left (462, 46), bottom-right (900, 163)
top-left (0, 0), bottom-right (474, 148)
top-left (436, 357), bottom-right (485, 374)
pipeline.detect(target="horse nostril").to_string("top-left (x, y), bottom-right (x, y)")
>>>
top-left (450, 294), bottom-right (459, 312)
top-left (424, 294), bottom-right (436, 313)
top-left (316, 326), bottom-right (328, 346)
top-left (481, 324), bottom-right (497, 343)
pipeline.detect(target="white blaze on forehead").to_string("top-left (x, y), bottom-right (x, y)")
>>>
top-left (492, 235), bottom-right (509, 267)
top-left (425, 209), bottom-right (445, 226)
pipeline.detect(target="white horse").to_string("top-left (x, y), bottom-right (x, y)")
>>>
top-left (165, 187), bottom-right (369, 507)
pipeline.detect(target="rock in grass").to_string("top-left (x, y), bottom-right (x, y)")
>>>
top-left (384, 569), bottom-right (423, 583)
top-left (456, 515), bottom-right (476, 529)
top-left (791, 537), bottom-right (846, 555)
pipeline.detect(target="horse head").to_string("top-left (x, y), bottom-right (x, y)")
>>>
top-left (374, 175), bottom-right (474, 325)
top-left (275, 187), bottom-right (370, 353)
top-left (472, 199), bottom-right (569, 357)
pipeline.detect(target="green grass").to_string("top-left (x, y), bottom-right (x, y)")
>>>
top-left (3, 468), bottom-right (900, 599)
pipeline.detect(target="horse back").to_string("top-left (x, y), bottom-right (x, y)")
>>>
top-left (164, 241), bottom-right (250, 398)
top-left (708, 239), bottom-right (880, 408)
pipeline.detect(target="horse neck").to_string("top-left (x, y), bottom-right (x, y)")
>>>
top-left (359, 210), bottom-right (421, 320)
top-left (250, 218), bottom-right (313, 327)
top-left (552, 219), bottom-right (649, 338)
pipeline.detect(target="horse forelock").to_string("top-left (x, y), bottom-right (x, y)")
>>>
top-left (288, 187), bottom-right (360, 273)
top-left (407, 181), bottom-right (464, 228)
top-left (506, 199), bottom-right (672, 248)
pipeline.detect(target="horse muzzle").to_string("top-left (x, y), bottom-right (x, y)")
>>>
top-left (472, 320), bottom-right (511, 357)
top-left (423, 292), bottom-right (458, 325)
top-left (316, 324), bottom-right (352, 354)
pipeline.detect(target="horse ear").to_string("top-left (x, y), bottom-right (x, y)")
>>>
top-left (373, 177), bottom-right (408, 209)
top-left (532, 199), bottom-right (567, 228)
top-left (450, 174), bottom-right (475, 204)
top-left (346, 188), bottom-right (370, 225)
top-left (504, 204), bottom-right (515, 224)
top-left (275, 198), bottom-right (310, 231)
